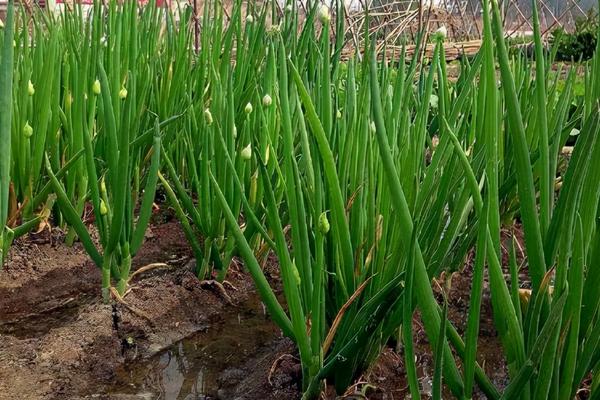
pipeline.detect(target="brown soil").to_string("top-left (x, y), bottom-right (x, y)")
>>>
top-left (0, 214), bottom-right (518, 400)
top-left (0, 218), bottom-right (299, 400)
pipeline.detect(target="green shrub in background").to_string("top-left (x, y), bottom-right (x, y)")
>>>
top-left (552, 10), bottom-right (598, 61)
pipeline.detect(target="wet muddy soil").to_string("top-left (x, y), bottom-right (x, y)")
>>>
top-left (0, 217), bottom-right (302, 400)
top-left (0, 215), bottom-right (515, 399)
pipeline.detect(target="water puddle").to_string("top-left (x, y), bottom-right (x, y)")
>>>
top-left (108, 295), bottom-right (282, 399)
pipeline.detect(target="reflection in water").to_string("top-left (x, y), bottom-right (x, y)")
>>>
top-left (159, 350), bottom-right (185, 398)
top-left (154, 342), bottom-right (207, 399)
top-left (108, 295), bottom-right (280, 400)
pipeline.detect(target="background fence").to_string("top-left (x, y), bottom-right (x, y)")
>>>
top-left (347, 0), bottom-right (598, 44)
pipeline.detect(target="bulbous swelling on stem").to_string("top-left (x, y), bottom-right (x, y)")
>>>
top-left (117, 245), bottom-right (132, 295)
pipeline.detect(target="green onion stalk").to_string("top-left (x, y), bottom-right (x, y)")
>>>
top-left (207, 3), bottom-right (502, 397)
top-left (10, 12), bottom-right (60, 225)
top-left (45, 1), bottom-right (163, 301)
top-left (0, 1), bottom-right (39, 268)
top-left (0, 0), bottom-right (15, 267)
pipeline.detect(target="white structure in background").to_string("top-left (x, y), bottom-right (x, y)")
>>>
top-left (339, 0), bottom-right (444, 13)
top-left (423, 0), bottom-right (443, 5)
top-left (45, 0), bottom-right (182, 21)
top-left (47, 0), bottom-right (94, 15)
top-left (280, 0), bottom-right (363, 12)
top-left (0, 0), bottom-right (7, 16)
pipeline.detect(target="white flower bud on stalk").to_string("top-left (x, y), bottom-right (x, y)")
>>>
top-left (92, 80), bottom-right (101, 95)
top-left (262, 94), bottom-right (272, 107)
top-left (435, 25), bottom-right (447, 41)
top-left (318, 4), bottom-right (331, 25)
top-left (241, 144), bottom-right (252, 160)
top-left (204, 109), bottom-right (213, 125)
top-left (319, 212), bottom-right (330, 234)
top-left (23, 122), bottom-right (33, 138)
